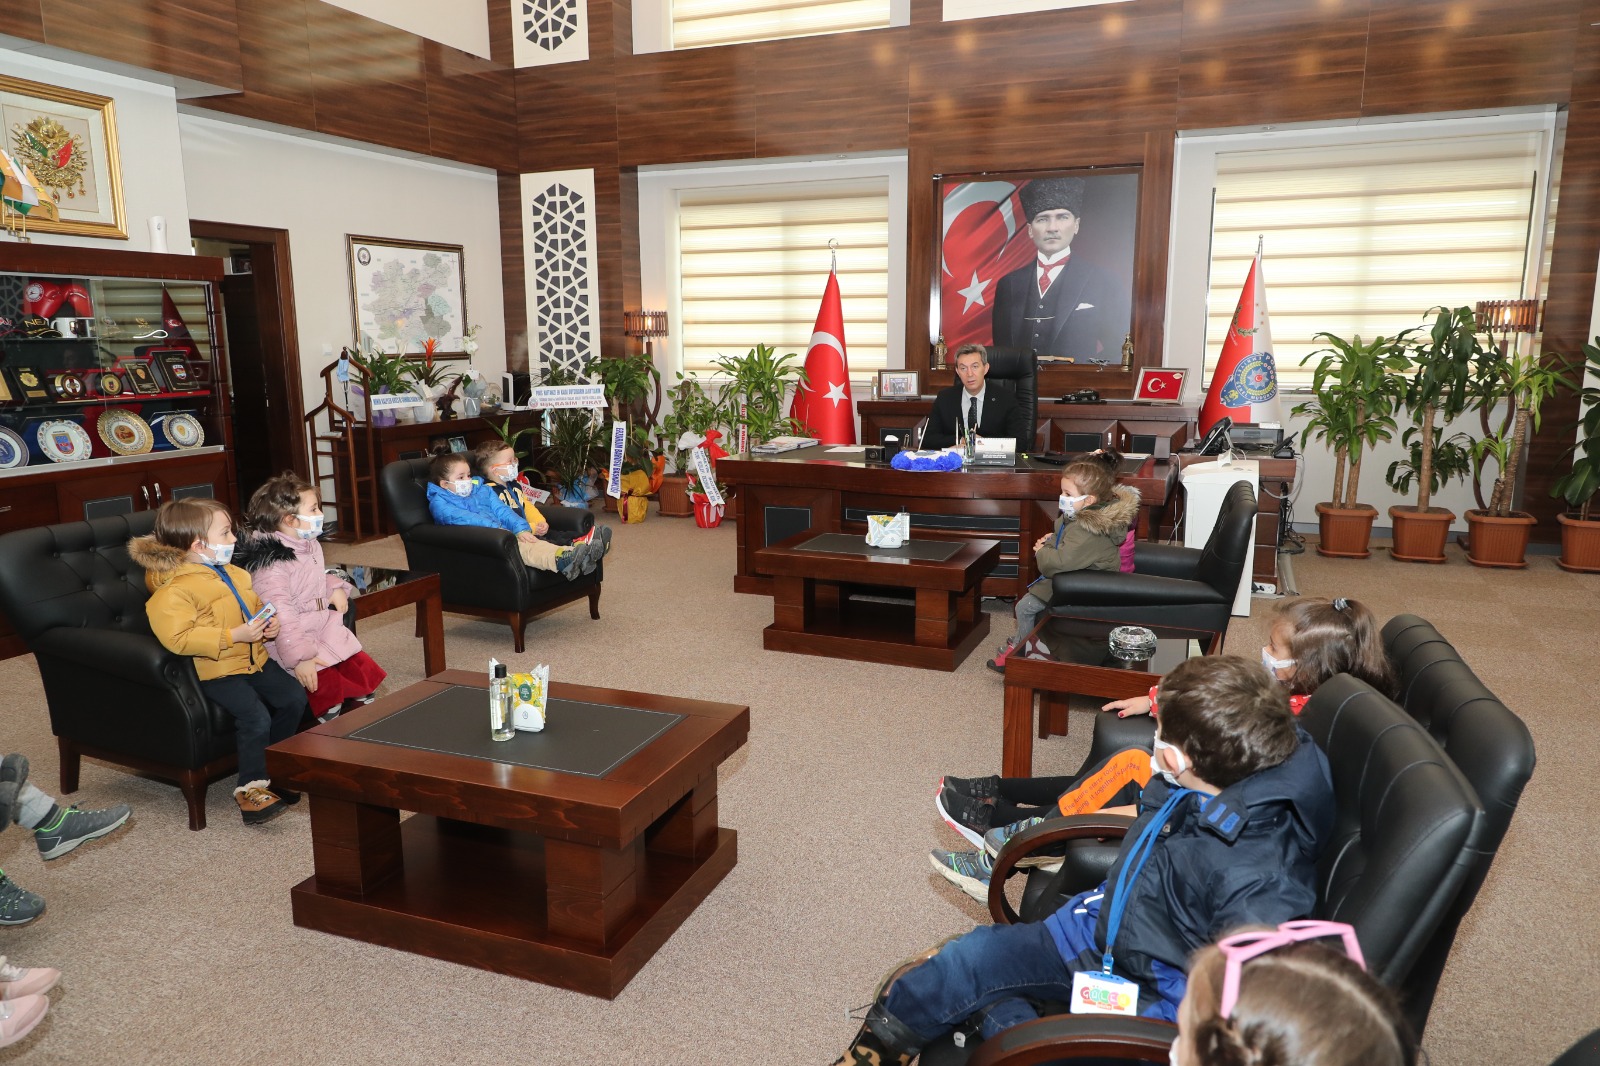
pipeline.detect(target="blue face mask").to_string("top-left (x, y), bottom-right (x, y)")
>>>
top-left (293, 514), bottom-right (324, 540)
top-left (205, 542), bottom-right (235, 565)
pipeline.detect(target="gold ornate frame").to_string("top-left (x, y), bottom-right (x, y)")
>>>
top-left (0, 73), bottom-right (126, 240)
top-left (346, 234), bottom-right (469, 360)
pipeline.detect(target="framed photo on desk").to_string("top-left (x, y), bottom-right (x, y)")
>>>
top-left (1134, 368), bottom-right (1186, 403)
top-left (877, 369), bottom-right (921, 399)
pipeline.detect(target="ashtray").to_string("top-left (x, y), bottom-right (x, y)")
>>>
top-left (1108, 625), bottom-right (1158, 662)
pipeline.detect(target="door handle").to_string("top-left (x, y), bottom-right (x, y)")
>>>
top-left (141, 486), bottom-right (151, 509)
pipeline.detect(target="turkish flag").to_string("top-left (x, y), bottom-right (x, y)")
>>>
top-left (940, 180), bottom-right (1037, 348)
top-left (789, 270), bottom-right (856, 444)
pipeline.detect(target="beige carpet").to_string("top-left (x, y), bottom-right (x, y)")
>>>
top-left (0, 516), bottom-right (1592, 1065)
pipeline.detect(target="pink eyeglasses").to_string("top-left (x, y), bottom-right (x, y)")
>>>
top-left (1217, 920), bottom-right (1366, 1018)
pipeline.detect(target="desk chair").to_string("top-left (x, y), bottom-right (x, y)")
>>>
top-left (983, 347), bottom-right (1039, 452)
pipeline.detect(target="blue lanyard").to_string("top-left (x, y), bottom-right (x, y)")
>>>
top-left (211, 565), bottom-right (251, 619)
top-left (1100, 787), bottom-right (1193, 974)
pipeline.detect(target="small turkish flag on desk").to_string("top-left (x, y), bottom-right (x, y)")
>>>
top-left (789, 269), bottom-right (856, 444)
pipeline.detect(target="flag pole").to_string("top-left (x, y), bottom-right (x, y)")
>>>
top-left (828, 236), bottom-right (838, 275)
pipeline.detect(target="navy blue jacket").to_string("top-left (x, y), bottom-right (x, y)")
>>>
top-left (1044, 728), bottom-right (1334, 1018)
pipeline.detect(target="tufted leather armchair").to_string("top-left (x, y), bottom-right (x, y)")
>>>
top-left (1043, 480), bottom-right (1256, 638)
top-left (982, 347), bottom-right (1039, 451)
top-left (379, 458), bottom-right (602, 653)
top-left (0, 513), bottom-right (236, 829)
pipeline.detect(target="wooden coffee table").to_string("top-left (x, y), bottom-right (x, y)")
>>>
top-left (344, 565), bottom-right (445, 676)
top-left (754, 531), bottom-right (1000, 671)
top-left (1002, 616), bottom-right (1222, 776)
top-left (265, 670), bottom-right (748, 998)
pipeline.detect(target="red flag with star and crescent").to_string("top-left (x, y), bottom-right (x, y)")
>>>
top-left (790, 269), bottom-right (856, 444)
top-left (940, 180), bottom-right (1039, 347)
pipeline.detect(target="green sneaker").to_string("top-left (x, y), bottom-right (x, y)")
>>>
top-left (928, 848), bottom-right (992, 903)
top-left (0, 875), bottom-right (43, 926)
top-left (33, 803), bottom-right (131, 861)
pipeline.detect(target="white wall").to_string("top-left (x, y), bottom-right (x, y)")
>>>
top-left (178, 112), bottom-right (507, 444)
top-left (0, 46), bottom-right (192, 253)
top-left (320, 0), bottom-right (490, 58)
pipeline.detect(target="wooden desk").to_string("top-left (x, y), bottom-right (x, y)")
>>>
top-left (755, 532), bottom-right (999, 671)
top-left (858, 399), bottom-right (1195, 456)
top-left (719, 454), bottom-right (1179, 600)
top-left (267, 671), bottom-right (748, 999)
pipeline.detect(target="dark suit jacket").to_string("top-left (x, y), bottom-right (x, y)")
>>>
top-left (923, 384), bottom-right (1026, 450)
top-left (991, 255), bottom-right (1115, 361)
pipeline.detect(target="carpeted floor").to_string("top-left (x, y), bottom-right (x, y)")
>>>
top-left (0, 515), bottom-right (1592, 1065)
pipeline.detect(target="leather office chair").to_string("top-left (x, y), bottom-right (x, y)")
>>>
top-left (1382, 614), bottom-right (1536, 1036)
top-left (1044, 481), bottom-right (1256, 638)
top-left (983, 346), bottom-right (1038, 451)
top-left (0, 513), bottom-right (239, 829)
top-left (379, 458), bottom-right (602, 652)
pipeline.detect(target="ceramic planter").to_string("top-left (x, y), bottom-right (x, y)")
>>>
top-left (1314, 502), bottom-right (1378, 558)
top-left (1557, 513), bottom-right (1600, 572)
top-left (1388, 505), bottom-right (1454, 564)
top-left (1464, 509), bottom-right (1536, 569)
top-left (657, 474), bottom-right (693, 517)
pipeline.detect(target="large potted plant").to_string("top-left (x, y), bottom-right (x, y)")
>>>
top-left (588, 352), bottom-right (662, 518)
top-left (1461, 334), bottom-right (1577, 568)
top-left (713, 343), bottom-right (808, 452)
top-left (658, 372), bottom-right (720, 517)
top-left (539, 365), bottom-right (604, 505)
top-left (1292, 329), bottom-right (1412, 558)
top-left (1552, 337), bottom-right (1600, 571)
top-left (1386, 307), bottom-right (1484, 562)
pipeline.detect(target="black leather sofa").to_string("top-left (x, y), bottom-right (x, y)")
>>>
top-left (379, 457), bottom-right (602, 652)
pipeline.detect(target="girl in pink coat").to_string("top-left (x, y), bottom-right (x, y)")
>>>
top-left (237, 473), bottom-right (386, 722)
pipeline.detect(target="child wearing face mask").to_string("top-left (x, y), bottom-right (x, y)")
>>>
top-left (989, 450), bottom-right (1141, 673)
top-left (936, 597), bottom-right (1392, 894)
top-left (235, 473), bottom-right (387, 724)
top-left (471, 441), bottom-right (611, 552)
top-left (425, 452), bottom-right (603, 580)
top-left (130, 498), bottom-right (309, 825)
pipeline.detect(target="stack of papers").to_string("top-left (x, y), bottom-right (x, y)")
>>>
top-left (751, 436), bottom-right (819, 455)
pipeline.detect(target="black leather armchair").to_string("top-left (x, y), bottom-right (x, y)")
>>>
top-left (379, 458), bottom-right (602, 652)
top-left (1044, 480), bottom-right (1256, 637)
top-left (984, 347), bottom-right (1038, 451)
top-left (0, 513), bottom-right (238, 829)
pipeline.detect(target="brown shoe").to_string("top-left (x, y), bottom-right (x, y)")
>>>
top-left (234, 781), bottom-right (285, 825)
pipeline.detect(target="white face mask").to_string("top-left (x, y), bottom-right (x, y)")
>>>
top-left (1168, 1037), bottom-right (1183, 1066)
top-left (451, 479), bottom-right (474, 497)
top-left (1059, 494), bottom-right (1088, 518)
top-left (293, 514), bottom-right (324, 540)
top-left (205, 542), bottom-right (234, 565)
top-left (1261, 646), bottom-right (1296, 674)
top-left (1150, 735), bottom-right (1189, 787)
top-left (493, 463), bottom-right (519, 482)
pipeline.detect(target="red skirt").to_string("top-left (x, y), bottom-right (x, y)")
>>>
top-left (306, 652), bottom-right (388, 717)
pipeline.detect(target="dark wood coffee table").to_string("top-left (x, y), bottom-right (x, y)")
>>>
top-left (343, 565), bottom-right (446, 676)
top-left (1002, 616), bottom-right (1223, 776)
top-left (265, 670), bottom-right (748, 998)
top-left (753, 531), bottom-right (1000, 671)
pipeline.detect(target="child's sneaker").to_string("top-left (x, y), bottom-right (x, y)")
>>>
top-left (0, 875), bottom-right (43, 926)
top-left (928, 848), bottom-right (992, 903)
top-left (0, 994), bottom-right (47, 1048)
top-left (985, 638), bottom-right (1018, 674)
top-left (940, 774), bottom-right (1001, 803)
top-left (33, 803), bottom-right (131, 861)
top-left (983, 816), bottom-right (1053, 863)
top-left (234, 782), bottom-right (286, 826)
top-left (935, 784), bottom-right (994, 848)
top-left (0, 957), bottom-right (59, 1000)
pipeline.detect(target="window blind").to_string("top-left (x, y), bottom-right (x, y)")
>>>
top-left (1205, 131), bottom-right (1544, 389)
top-left (672, 0), bottom-right (890, 49)
top-left (676, 180), bottom-right (889, 376)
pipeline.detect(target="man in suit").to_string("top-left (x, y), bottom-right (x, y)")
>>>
top-left (990, 177), bottom-right (1115, 361)
top-left (923, 344), bottom-right (1026, 449)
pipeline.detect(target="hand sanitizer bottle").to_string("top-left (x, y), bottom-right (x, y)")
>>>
top-left (489, 661), bottom-right (514, 741)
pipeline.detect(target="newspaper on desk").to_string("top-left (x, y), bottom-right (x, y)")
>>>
top-left (866, 512), bottom-right (910, 549)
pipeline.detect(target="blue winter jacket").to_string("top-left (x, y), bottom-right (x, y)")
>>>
top-left (426, 478), bottom-right (531, 534)
top-left (1043, 728), bottom-right (1334, 1021)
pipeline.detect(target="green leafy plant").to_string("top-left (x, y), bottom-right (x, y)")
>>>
top-left (1470, 338), bottom-right (1577, 517)
top-left (1551, 338), bottom-right (1600, 520)
top-left (587, 352), bottom-right (661, 474)
top-left (1387, 425), bottom-right (1475, 500)
top-left (713, 344), bottom-right (808, 450)
top-left (400, 337), bottom-right (457, 391)
top-left (487, 416), bottom-right (540, 476)
top-left (346, 342), bottom-right (410, 394)
top-left (1386, 307), bottom-right (1487, 511)
top-left (1292, 329), bottom-right (1413, 508)
top-left (539, 364), bottom-right (604, 498)
top-left (660, 372), bottom-right (722, 473)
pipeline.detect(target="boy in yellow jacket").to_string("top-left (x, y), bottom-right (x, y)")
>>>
top-left (129, 498), bottom-right (308, 825)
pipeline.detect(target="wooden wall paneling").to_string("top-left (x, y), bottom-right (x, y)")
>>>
top-left (749, 28), bottom-right (911, 158)
top-left (1361, 0), bottom-right (1581, 116)
top-left (618, 166), bottom-right (642, 326)
top-left (304, 5), bottom-right (432, 154)
top-left (424, 45), bottom-right (517, 170)
top-left (199, 0), bottom-right (317, 129)
top-left (37, 0), bottom-right (244, 91)
top-left (593, 164), bottom-right (627, 359)
top-left (615, 49), bottom-right (757, 166)
top-left (487, 0), bottom-right (514, 65)
top-left (514, 63), bottom-right (621, 172)
top-left (903, 146), bottom-right (938, 365)
top-left (0, 0), bottom-right (45, 44)
top-left (498, 171), bottom-right (529, 371)
top-left (1132, 129), bottom-right (1175, 371)
top-left (1176, 0), bottom-right (1369, 129)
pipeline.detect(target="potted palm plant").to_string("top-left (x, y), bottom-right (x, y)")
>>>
top-left (1552, 338), bottom-right (1600, 571)
top-left (1461, 333), bottom-right (1577, 568)
top-left (712, 343), bottom-right (808, 452)
top-left (1386, 307), bottom-right (1484, 562)
top-left (1292, 329), bottom-right (1413, 558)
top-left (588, 352), bottom-right (661, 517)
top-left (539, 365), bottom-right (604, 504)
top-left (658, 372), bottom-right (720, 517)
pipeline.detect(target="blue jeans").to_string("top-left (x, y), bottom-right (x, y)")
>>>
top-left (879, 921), bottom-right (1079, 1049)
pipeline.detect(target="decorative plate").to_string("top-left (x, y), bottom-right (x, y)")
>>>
top-left (0, 426), bottom-right (27, 469)
top-left (35, 419), bottom-right (93, 463)
top-left (154, 412), bottom-right (204, 449)
top-left (97, 409), bottom-right (153, 456)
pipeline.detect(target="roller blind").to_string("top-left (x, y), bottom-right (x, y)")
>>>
top-left (676, 179), bottom-right (889, 375)
top-left (1205, 131), bottom-right (1545, 389)
top-left (672, 0), bottom-right (890, 49)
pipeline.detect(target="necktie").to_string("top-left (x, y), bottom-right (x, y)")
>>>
top-left (968, 396), bottom-right (978, 434)
top-left (1038, 256), bottom-right (1065, 296)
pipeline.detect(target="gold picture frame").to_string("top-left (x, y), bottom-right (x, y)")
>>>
top-left (0, 73), bottom-right (126, 240)
top-left (347, 235), bottom-right (469, 360)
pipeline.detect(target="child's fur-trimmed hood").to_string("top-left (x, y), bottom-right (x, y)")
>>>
top-left (1072, 484), bottom-right (1141, 537)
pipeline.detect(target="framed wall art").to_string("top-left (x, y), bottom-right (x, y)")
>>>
top-left (0, 74), bottom-right (126, 239)
top-left (347, 235), bottom-right (468, 359)
top-left (934, 167), bottom-right (1138, 367)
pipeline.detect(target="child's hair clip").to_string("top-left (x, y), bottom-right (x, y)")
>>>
top-left (1332, 597), bottom-right (1349, 611)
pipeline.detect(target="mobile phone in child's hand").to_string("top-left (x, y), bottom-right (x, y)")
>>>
top-left (250, 602), bottom-right (277, 626)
